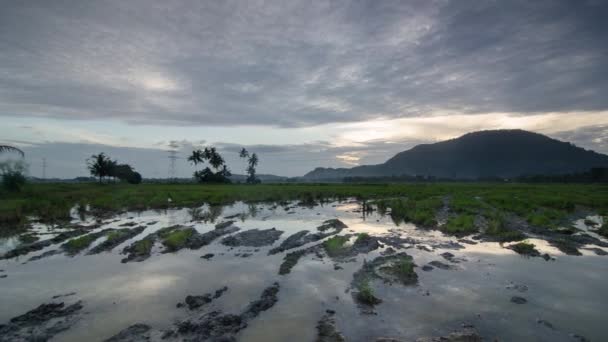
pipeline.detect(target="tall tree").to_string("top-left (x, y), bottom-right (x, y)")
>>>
top-left (0, 145), bottom-right (24, 157)
top-left (189, 146), bottom-right (231, 183)
top-left (87, 153), bottom-right (112, 183)
top-left (246, 153), bottom-right (259, 184)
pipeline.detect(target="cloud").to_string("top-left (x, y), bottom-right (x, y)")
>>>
top-left (1, 1), bottom-right (607, 127)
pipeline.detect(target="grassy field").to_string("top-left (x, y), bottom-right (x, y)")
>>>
top-left (1, 183), bottom-right (607, 230)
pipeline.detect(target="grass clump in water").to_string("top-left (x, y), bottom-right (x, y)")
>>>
top-left (509, 241), bottom-right (539, 256)
top-left (442, 214), bottom-right (476, 236)
top-left (485, 213), bottom-right (525, 242)
top-left (380, 255), bottom-right (418, 285)
top-left (355, 279), bottom-right (382, 305)
top-left (62, 234), bottom-right (99, 255)
top-left (323, 235), bottom-right (349, 257)
top-left (132, 237), bottom-right (154, 255)
top-left (160, 228), bottom-right (195, 252)
top-left (377, 198), bottom-right (441, 227)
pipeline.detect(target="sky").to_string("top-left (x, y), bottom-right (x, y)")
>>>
top-left (1, 0), bottom-right (608, 178)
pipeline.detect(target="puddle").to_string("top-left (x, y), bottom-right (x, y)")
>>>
top-left (0, 200), bottom-right (606, 341)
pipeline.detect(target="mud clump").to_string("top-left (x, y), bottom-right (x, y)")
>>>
top-left (221, 228), bottom-right (283, 247)
top-left (427, 261), bottom-right (455, 270)
top-left (0, 301), bottom-right (83, 342)
top-left (193, 225), bottom-right (240, 248)
top-left (201, 253), bottom-right (215, 260)
top-left (88, 226), bottom-right (146, 254)
top-left (317, 219), bottom-right (348, 232)
top-left (316, 310), bottom-right (345, 342)
top-left (178, 286), bottom-right (228, 310)
top-left (511, 296), bottom-right (527, 304)
top-left (26, 249), bottom-right (62, 263)
top-left (279, 249), bottom-right (311, 275)
top-left (215, 220), bottom-right (235, 230)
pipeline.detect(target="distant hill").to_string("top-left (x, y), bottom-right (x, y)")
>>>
top-left (303, 129), bottom-right (608, 180)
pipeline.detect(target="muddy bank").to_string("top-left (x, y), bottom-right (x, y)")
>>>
top-left (0, 301), bottom-right (83, 342)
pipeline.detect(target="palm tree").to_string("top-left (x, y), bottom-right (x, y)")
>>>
top-left (188, 149), bottom-right (204, 168)
top-left (87, 153), bottom-right (112, 183)
top-left (0, 145), bottom-right (24, 157)
top-left (246, 153), bottom-right (259, 184)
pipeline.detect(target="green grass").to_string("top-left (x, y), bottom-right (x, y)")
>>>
top-left (323, 235), bottom-right (350, 257)
top-left (160, 228), bottom-right (195, 252)
top-left (355, 233), bottom-right (370, 244)
top-left (374, 197), bottom-right (441, 226)
top-left (484, 213), bottom-right (525, 242)
top-left (356, 279), bottom-right (381, 305)
top-left (380, 256), bottom-right (417, 284)
top-left (62, 234), bottom-right (99, 255)
top-left (509, 241), bottom-right (539, 256)
top-left (1, 183), bottom-right (607, 228)
top-left (131, 237), bottom-right (154, 255)
top-left (442, 214), bottom-right (477, 235)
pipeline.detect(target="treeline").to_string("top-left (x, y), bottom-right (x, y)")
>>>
top-left (87, 153), bottom-right (142, 184)
top-left (85, 146), bottom-right (261, 185)
top-left (187, 147), bottom-right (259, 184)
top-left (343, 168), bottom-right (608, 183)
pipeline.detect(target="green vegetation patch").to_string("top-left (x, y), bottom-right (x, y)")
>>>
top-left (379, 255), bottom-right (417, 285)
top-left (374, 197), bottom-right (441, 227)
top-left (160, 228), bottom-right (196, 252)
top-left (508, 241), bottom-right (540, 256)
top-left (484, 213), bottom-right (525, 242)
top-left (355, 279), bottom-right (382, 306)
top-left (442, 214), bottom-right (477, 236)
top-left (62, 233), bottom-right (102, 256)
top-left (323, 235), bottom-right (350, 257)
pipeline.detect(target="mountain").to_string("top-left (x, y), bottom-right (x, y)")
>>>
top-left (303, 129), bottom-right (608, 180)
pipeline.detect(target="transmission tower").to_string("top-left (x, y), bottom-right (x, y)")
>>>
top-left (168, 150), bottom-right (178, 183)
top-left (42, 158), bottom-right (47, 179)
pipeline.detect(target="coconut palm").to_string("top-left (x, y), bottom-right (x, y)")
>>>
top-left (0, 145), bottom-right (24, 157)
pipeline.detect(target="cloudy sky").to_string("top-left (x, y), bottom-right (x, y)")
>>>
top-left (1, 0), bottom-right (608, 178)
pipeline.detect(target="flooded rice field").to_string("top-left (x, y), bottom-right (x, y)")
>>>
top-left (1, 200), bottom-right (607, 341)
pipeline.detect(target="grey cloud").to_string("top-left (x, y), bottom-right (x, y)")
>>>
top-left (1, 0), bottom-right (607, 127)
top-left (551, 125), bottom-right (608, 155)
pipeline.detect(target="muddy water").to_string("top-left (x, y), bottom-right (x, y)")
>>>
top-left (0, 201), bottom-right (606, 341)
